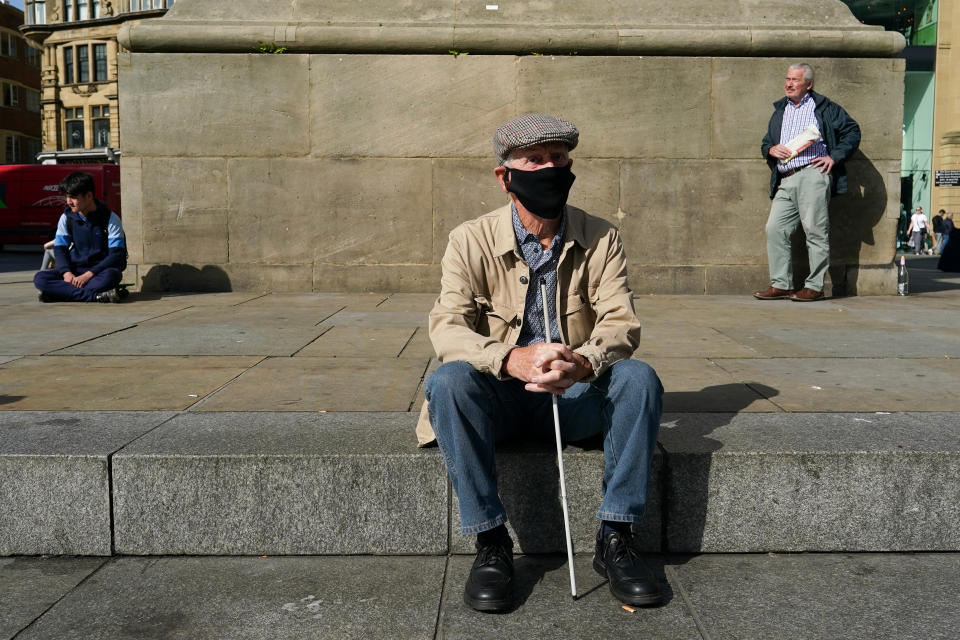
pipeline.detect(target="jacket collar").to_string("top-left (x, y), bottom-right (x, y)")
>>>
top-left (63, 199), bottom-right (110, 224)
top-left (492, 202), bottom-right (590, 257)
top-left (774, 90), bottom-right (826, 110)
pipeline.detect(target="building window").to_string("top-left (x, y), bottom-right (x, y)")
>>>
top-left (93, 44), bottom-right (108, 81)
top-left (0, 32), bottom-right (18, 58)
top-left (26, 138), bottom-right (42, 163)
top-left (65, 107), bottom-right (85, 148)
top-left (2, 82), bottom-right (19, 108)
top-left (78, 0), bottom-right (88, 21)
top-left (26, 1), bottom-right (46, 25)
top-left (64, 47), bottom-right (74, 84)
top-left (5, 136), bottom-right (21, 163)
top-left (65, 0), bottom-right (75, 22)
top-left (26, 89), bottom-right (41, 113)
top-left (26, 43), bottom-right (41, 67)
top-left (130, 0), bottom-right (173, 10)
top-left (77, 45), bottom-right (89, 83)
top-left (93, 112), bottom-right (110, 147)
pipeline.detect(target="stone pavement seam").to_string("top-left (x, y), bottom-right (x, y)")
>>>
top-left (431, 557), bottom-right (452, 640)
top-left (288, 324), bottom-right (334, 357)
top-left (407, 357), bottom-right (432, 412)
top-left (106, 411), bottom-right (184, 555)
top-left (185, 356), bottom-right (271, 411)
top-left (663, 563), bottom-right (713, 640)
top-left (10, 558), bottom-right (109, 640)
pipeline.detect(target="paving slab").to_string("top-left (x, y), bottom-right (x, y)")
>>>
top-left (0, 411), bottom-right (174, 555)
top-left (714, 357), bottom-right (960, 412)
top-left (193, 356), bottom-right (429, 412)
top-left (131, 292), bottom-right (269, 306)
top-left (658, 412), bottom-right (960, 552)
top-left (0, 356), bottom-right (262, 411)
top-left (0, 286), bottom-right (41, 306)
top-left (398, 326), bottom-right (436, 359)
top-left (0, 305), bottom-right (192, 356)
top-left (448, 443), bottom-right (663, 554)
top-left (13, 556), bottom-right (445, 640)
top-left (295, 325), bottom-right (418, 357)
top-left (235, 292), bottom-right (389, 310)
top-left (113, 412), bottom-right (447, 554)
top-left (632, 322), bottom-right (757, 358)
top-left (644, 357), bottom-right (782, 412)
top-left (56, 306), bottom-right (336, 357)
top-left (439, 554), bottom-right (700, 639)
top-left (0, 556), bottom-right (106, 639)
top-left (715, 327), bottom-right (960, 358)
top-left (318, 310), bottom-right (429, 328)
top-left (666, 553), bottom-right (960, 640)
top-left (375, 293), bottom-right (440, 311)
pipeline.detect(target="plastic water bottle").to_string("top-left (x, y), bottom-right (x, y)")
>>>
top-left (897, 256), bottom-right (909, 296)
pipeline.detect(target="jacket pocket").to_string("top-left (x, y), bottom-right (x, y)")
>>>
top-left (563, 291), bottom-right (593, 347)
top-left (474, 295), bottom-right (517, 341)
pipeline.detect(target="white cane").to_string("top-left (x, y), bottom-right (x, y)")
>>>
top-left (540, 278), bottom-right (578, 600)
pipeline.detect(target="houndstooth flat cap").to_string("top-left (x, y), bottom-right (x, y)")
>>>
top-left (493, 113), bottom-right (579, 165)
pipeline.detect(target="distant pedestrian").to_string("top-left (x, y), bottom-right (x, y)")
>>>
top-left (938, 213), bottom-right (958, 272)
top-left (933, 209), bottom-right (946, 254)
top-left (906, 206), bottom-right (930, 256)
top-left (755, 62), bottom-right (861, 302)
top-left (33, 172), bottom-right (127, 303)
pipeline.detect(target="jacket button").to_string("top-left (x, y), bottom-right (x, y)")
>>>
top-left (514, 318), bottom-right (522, 327)
top-left (519, 276), bottom-right (528, 284)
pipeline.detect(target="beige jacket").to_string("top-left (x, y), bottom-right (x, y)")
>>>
top-left (416, 203), bottom-right (642, 446)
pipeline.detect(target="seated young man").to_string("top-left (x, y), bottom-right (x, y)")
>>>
top-left (34, 172), bottom-right (127, 303)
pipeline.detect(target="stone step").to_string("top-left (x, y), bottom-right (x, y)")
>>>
top-left (1, 411), bottom-right (958, 556)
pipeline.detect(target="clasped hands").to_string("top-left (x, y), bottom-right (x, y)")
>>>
top-left (62, 271), bottom-right (94, 288)
top-left (767, 145), bottom-right (835, 173)
top-left (503, 342), bottom-right (592, 395)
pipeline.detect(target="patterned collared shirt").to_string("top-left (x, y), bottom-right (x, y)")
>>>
top-left (512, 204), bottom-right (565, 346)
top-left (779, 93), bottom-right (829, 173)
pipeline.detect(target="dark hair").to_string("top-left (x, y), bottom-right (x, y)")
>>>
top-left (940, 209), bottom-right (947, 214)
top-left (58, 172), bottom-right (96, 197)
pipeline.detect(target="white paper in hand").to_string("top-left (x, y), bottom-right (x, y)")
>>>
top-left (780, 124), bottom-right (821, 164)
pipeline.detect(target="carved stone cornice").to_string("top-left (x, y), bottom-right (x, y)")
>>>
top-left (117, 0), bottom-right (906, 57)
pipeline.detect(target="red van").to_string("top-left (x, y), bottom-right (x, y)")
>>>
top-left (0, 164), bottom-right (121, 247)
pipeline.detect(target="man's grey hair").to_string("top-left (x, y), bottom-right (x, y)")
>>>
top-left (789, 62), bottom-right (815, 84)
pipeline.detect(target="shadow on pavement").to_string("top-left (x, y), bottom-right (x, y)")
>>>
top-left (661, 383), bottom-right (780, 553)
top-left (904, 255), bottom-right (960, 293)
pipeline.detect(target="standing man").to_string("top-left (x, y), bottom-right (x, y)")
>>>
top-left (420, 113), bottom-right (663, 612)
top-left (755, 62), bottom-right (861, 302)
top-left (34, 172), bottom-right (127, 303)
top-left (932, 209), bottom-right (945, 255)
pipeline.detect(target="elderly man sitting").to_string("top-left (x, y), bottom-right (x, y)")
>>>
top-left (419, 113), bottom-right (663, 612)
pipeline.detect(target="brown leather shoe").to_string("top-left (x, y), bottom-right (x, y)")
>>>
top-left (789, 287), bottom-right (824, 302)
top-left (753, 286), bottom-right (794, 300)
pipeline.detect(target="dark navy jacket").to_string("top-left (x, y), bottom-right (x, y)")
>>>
top-left (53, 199), bottom-right (127, 276)
top-left (761, 90), bottom-right (861, 199)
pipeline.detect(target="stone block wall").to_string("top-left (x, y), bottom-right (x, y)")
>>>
top-left (119, 53), bottom-right (903, 294)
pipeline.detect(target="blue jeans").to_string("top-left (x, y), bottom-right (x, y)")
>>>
top-left (425, 358), bottom-right (662, 535)
top-left (34, 268), bottom-right (122, 302)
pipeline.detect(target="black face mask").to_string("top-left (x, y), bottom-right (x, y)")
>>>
top-left (505, 164), bottom-right (576, 219)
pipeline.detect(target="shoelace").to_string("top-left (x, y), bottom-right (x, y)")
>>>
top-left (476, 543), bottom-right (511, 567)
top-left (608, 533), bottom-right (643, 566)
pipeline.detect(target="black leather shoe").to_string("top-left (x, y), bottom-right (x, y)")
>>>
top-left (464, 540), bottom-right (513, 612)
top-left (593, 529), bottom-right (662, 606)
